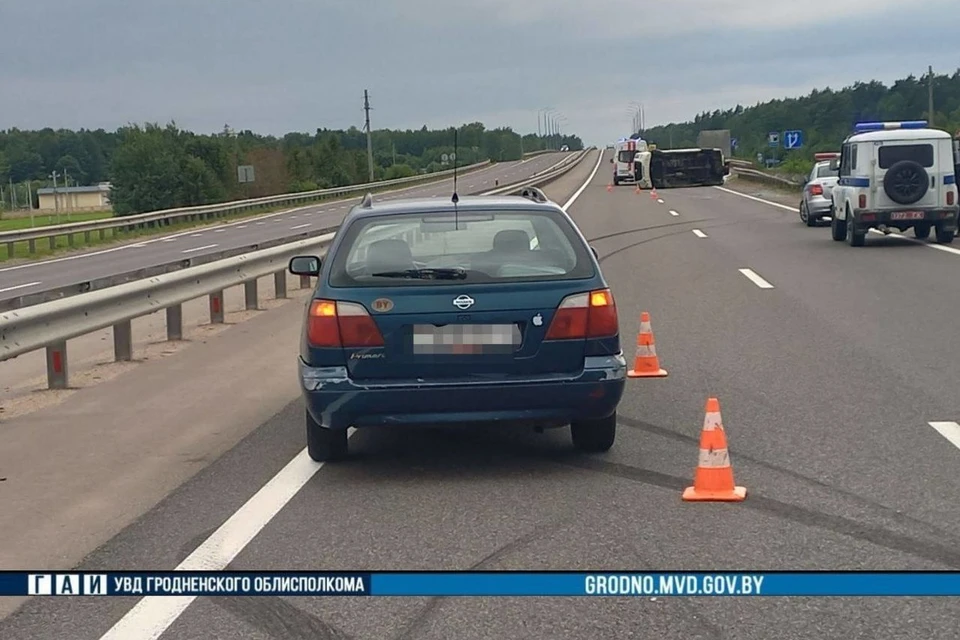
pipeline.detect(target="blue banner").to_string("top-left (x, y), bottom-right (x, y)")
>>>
top-left (3, 571), bottom-right (960, 597)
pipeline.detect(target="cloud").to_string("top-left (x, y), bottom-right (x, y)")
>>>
top-left (1, 0), bottom-right (958, 146)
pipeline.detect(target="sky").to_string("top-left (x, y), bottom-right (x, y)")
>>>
top-left (2, 0), bottom-right (960, 145)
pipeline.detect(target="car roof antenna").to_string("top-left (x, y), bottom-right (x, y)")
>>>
top-left (451, 127), bottom-right (460, 228)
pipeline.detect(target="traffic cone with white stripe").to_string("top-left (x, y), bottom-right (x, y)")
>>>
top-left (682, 398), bottom-right (746, 502)
top-left (635, 184), bottom-right (642, 194)
top-left (607, 183), bottom-right (613, 192)
top-left (626, 312), bottom-right (668, 378)
top-left (650, 187), bottom-right (658, 199)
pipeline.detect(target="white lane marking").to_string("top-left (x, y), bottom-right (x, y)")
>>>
top-left (290, 223), bottom-right (311, 230)
top-left (739, 268), bottom-right (774, 289)
top-left (162, 238), bottom-right (177, 243)
top-left (181, 244), bottom-right (218, 254)
top-left (669, 210), bottom-right (679, 216)
top-left (562, 149), bottom-right (604, 211)
top-left (213, 229), bottom-right (225, 233)
top-left (692, 229), bottom-right (708, 238)
top-left (929, 422), bottom-right (960, 452)
top-left (190, 233), bottom-right (202, 237)
top-left (97, 432), bottom-right (356, 640)
top-left (713, 185), bottom-right (796, 211)
top-left (255, 222), bottom-right (265, 225)
top-left (716, 186), bottom-right (960, 257)
top-left (0, 281), bottom-right (41, 294)
top-left (130, 243), bottom-right (147, 248)
top-left (657, 198), bottom-right (665, 204)
top-left (290, 215), bottom-right (298, 218)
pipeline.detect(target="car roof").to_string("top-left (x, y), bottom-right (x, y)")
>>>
top-left (847, 128), bottom-right (951, 143)
top-left (343, 194), bottom-right (562, 222)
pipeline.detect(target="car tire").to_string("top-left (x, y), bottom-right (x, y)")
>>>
top-left (613, 176), bottom-right (620, 186)
top-left (914, 223), bottom-right (932, 239)
top-left (935, 224), bottom-right (956, 244)
top-left (800, 201), bottom-right (817, 227)
top-left (847, 218), bottom-right (866, 247)
top-left (306, 410), bottom-right (348, 462)
top-left (831, 211), bottom-right (847, 241)
top-left (882, 160), bottom-right (929, 205)
top-left (571, 413), bottom-right (617, 453)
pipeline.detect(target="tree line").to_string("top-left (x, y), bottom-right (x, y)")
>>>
top-left (0, 123), bottom-right (583, 215)
top-left (641, 68), bottom-right (960, 174)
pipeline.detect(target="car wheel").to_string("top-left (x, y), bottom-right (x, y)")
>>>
top-left (831, 210), bottom-right (847, 241)
top-left (935, 224), bottom-right (956, 244)
top-left (800, 201), bottom-right (817, 227)
top-left (847, 217), bottom-right (866, 247)
top-left (571, 413), bottom-right (617, 453)
top-left (613, 176), bottom-right (620, 186)
top-left (914, 223), bottom-right (932, 239)
top-left (306, 410), bottom-right (348, 462)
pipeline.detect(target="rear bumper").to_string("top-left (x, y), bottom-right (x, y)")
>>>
top-left (806, 195), bottom-right (832, 216)
top-left (300, 354), bottom-right (627, 430)
top-left (851, 206), bottom-right (959, 230)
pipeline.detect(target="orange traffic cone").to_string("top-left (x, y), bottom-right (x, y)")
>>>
top-left (635, 185), bottom-right (642, 194)
top-left (607, 183), bottom-right (613, 192)
top-left (627, 312), bottom-right (668, 378)
top-left (650, 187), bottom-right (658, 199)
top-left (682, 398), bottom-right (746, 502)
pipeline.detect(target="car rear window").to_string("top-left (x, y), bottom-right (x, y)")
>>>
top-left (328, 208), bottom-right (596, 287)
top-left (618, 150), bottom-right (636, 163)
top-left (878, 144), bottom-right (934, 169)
top-left (816, 164), bottom-right (835, 177)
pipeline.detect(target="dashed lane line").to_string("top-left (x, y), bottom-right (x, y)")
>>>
top-left (739, 268), bottom-right (774, 289)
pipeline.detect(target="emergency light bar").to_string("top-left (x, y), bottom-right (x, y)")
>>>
top-left (814, 153), bottom-right (840, 161)
top-left (853, 121), bottom-right (928, 133)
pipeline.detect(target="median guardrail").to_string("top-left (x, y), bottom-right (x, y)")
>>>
top-left (0, 148), bottom-right (595, 391)
top-left (0, 160), bottom-right (495, 257)
top-left (0, 151), bottom-right (582, 313)
top-left (726, 159), bottom-right (803, 188)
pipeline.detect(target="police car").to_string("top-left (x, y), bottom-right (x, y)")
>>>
top-left (830, 121), bottom-right (958, 246)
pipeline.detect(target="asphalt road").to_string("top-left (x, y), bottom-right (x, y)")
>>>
top-left (3, 149), bottom-right (960, 639)
top-left (0, 152), bottom-right (569, 303)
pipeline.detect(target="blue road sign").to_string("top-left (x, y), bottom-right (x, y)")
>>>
top-left (783, 130), bottom-right (804, 149)
top-left (767, 131), bottom-right (779, 147)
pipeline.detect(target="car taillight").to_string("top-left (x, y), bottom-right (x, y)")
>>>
top-left (948, 190), bottom-right (955, 206)
top-left (307, 299), bottom-right (384, 348)
top-left (859, 194), bottom-right (867, 208)
top-left (809, 184), bottom-right (823, 196)
top-left (545, 289), bottom-right (618, 340)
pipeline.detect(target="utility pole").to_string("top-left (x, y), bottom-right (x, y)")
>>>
top-left (63, 168), bottom-right (72, 219)
top-left (363, 90), bottom-right (375, 182)
top-left (51, 170), bottom-right (60, 220)
top-left (928, 65), bottom-right (935, 127)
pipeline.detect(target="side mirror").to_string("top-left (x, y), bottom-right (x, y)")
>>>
top-left (590, 246), bottom-right (599, 259)
top-left (289, 255), bottom-right (321, 276)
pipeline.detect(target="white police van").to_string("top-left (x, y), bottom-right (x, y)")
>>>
top-left (830, 121), bottom-right (958, 246)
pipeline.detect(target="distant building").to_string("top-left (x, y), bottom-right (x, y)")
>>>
top-left (36, 182), bottom-right (112, 212)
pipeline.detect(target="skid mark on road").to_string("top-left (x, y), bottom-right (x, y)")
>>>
top-left (616, 414), bottom-right (960, 543)
top-left (556, 454), bottom-right (960, 569)
top-left (211, 595), bottom-right (354, 640)
top-left (393, 519), bottom-right (570, 640)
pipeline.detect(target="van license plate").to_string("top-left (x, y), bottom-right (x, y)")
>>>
top-left (891, 211), bottom-right (924, 220)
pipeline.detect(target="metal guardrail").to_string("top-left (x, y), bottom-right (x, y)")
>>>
top-left (0, 160), bottom-right (494, 256)
top-left (725, 158), bottom-right (803, 187)
top-left (0, 152), bottom-right (582, 313)
top-left (0, 147), bottom-right (595, 391)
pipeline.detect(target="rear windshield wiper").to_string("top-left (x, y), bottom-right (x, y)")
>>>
top-left (370, 267), bottom-right (468, 280)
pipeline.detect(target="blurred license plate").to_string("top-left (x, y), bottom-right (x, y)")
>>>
top-left (891, 211), bottom-right (924, 220)
top-left (412, 324), bottom-right (521, 355)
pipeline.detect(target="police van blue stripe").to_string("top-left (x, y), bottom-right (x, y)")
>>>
top-left (945, 175), bottom-right (956, 185)
top-left (839, 177), bottom-right (870, 187)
